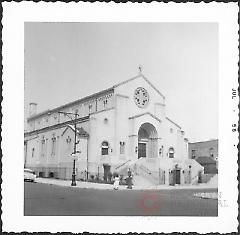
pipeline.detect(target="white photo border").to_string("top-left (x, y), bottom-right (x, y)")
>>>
top-left (2, 2), bottom-right (239, 233)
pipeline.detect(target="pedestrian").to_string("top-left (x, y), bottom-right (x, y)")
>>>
top-left (113, 173), bottom-right (120, 190)
top-left (127, 168), bottom-right (133, 189)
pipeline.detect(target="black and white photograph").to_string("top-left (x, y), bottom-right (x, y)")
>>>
top-left (23, 22), bottom-right (219, 217)
top-left (2, 2), bottom-right (238, 233)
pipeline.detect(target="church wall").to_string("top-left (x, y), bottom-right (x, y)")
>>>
top-left (114, 94), bottom-right (130, 162)
top-left (25, 120), bottom-right (90, 177)
top-left (88, 108), bottom-right (115, 173)
top-left (160, 119), bottom-right (180, 160)
top-left (27, 91), bottom-right (114, 132)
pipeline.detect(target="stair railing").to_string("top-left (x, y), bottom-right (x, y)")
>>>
top-left (138, 164), bottom-right (159, 185)
top-left (115, 160), bottom-right (131, 170)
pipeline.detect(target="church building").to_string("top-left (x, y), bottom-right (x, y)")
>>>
top-left (24, 71), bottom-right (203, 186)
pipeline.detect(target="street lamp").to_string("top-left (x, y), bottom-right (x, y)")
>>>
top-left (58, 111), bottom-right (79, 186)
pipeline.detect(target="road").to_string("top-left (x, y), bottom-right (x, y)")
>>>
top-left (24, 182), bottom-right (218, 216)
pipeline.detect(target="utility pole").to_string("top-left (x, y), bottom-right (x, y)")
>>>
top-left (58, 111), bottom-right (79, 186)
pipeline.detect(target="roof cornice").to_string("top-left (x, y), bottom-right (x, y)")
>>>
top-left (129, 112), bottom-right (162, 123)
top-left (27, 88), bottom-right (114, 121)
top-left (24, 115), bottom-right (89, 137)
top-left (166, 117), bottom-right (181, 129)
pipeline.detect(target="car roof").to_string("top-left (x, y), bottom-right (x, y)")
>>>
top-left (24, 168), bottom-right (33, 172)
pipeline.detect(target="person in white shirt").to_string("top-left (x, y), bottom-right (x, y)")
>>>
top-left (113, 173), bottom-right (120, 190)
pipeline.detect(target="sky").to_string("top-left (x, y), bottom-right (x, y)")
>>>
top-left (24, 22), bottom-right (218, 142)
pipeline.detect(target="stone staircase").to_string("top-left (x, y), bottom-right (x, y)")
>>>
top-left (115, 158), bottom-right (164, 186)
top-left (115, 157), bottom-right (205, 186)
top-left (132, 175), bottom-right (155, 187)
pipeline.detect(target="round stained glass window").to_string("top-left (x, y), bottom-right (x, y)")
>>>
top-left (134, 87), bottom-right (150, 108)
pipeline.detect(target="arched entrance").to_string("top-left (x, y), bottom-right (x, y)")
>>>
top-left (138, 123), bottom-right (158, 159)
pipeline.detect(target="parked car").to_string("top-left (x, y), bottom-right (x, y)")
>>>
top-left (24, 168), bottom-right (36, 182)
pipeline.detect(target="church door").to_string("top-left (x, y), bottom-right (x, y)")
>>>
top-left (175, 170), bottom-right (181, 184)
top-left (103, 164), bottom-right (111, 181)
top-left (138, 143), bottom-right (147, 159)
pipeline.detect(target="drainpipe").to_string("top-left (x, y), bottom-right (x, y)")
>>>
top-left (86, 138), bottom-right (89, 180)
top-left (24, 141), bottom-right (27, 168)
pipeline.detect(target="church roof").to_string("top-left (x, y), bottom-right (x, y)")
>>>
top-left (28, 73), bottom-right (165, 121)
top-left (113, 74), bottom-right (165, 99)
top-left (166, 117), bottom-right (181, 129)
top-left (196, 156), bottom-right (216, 165)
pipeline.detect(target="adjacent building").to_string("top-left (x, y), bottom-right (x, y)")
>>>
top-left (24, 72), bottom-right (203, 185)
top-left (188, 139), bottom-right (218, 174)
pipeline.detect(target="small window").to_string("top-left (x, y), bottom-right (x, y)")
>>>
top-left (168, 147), bottom-right (174, 158)
top-left (88, 105), bottom-right (92, 113)
top-left (101, 141), bottom-right (109, 155)
top-left (191, 149), bottom-right (196, 159)
top-left (170, 128), bottom-right (173, 133)
top-left (66, 136), bottom-right (72, 150)
top-left (209, 148), bottom-right (214, 158)
top-left (120, 142), bottom-right (125, 154)
top-left (103, 100), bottom-right (108, 108)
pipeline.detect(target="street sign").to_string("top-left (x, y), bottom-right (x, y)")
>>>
top-left (71, 152), bottom-right (81, 160)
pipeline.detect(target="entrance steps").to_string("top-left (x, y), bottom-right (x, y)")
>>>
top-left (132, 175), bottom-right (155, 187)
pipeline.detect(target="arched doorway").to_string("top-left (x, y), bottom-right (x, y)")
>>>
top-left (138, 123), bottom-right (158, 159)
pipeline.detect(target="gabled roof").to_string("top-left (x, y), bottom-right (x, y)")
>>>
top-left (196, 156), bottom-right (216, 165)
top-left (129, 112), bottom-right (162, 123)
top-left (166, 117), bottom-right (181, 129)
top-left (113, 74), bottom-right (165, 99)
top-left (28, 87), bottom-right (114, 121)
top-left (28, 73), bottom-right (165, 121)
top-left (61, 124), bottom-right (89, 138)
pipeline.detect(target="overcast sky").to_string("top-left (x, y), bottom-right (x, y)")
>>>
top-left (24, 22), bottom-right (218, 142)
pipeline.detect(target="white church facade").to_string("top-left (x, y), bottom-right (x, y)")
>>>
top-left (24, 72), bottom-right (203, 186)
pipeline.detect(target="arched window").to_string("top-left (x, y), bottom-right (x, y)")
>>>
top-left (120, 141), bottom-right (125, 154)
top-left (169, 147), bottom-right (174, 158)
top-left (41, 137), bottom-right (45, 157)
top-left (101, 141), bottom-right (109, 155)
top-left (51, 136), bottom-right (57, 156)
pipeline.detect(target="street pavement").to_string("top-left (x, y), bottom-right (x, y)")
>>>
top-left (24, 182), bottom-right (218, 216)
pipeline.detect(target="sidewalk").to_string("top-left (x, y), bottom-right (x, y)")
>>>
top-left (35, 177), bottom-right (218, 190)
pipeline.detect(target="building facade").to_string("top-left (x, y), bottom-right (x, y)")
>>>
top-left (188, 139), bottom-right (218, 174)
top-left (24, 73), bottom-right (203, 185)
top-left (188, 139), bottom-right (218, 161)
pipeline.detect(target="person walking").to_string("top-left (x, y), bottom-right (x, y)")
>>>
top-left (113, 173), bottom-right (120, 190)
top-left (126, 168), bottom-right (133, 189)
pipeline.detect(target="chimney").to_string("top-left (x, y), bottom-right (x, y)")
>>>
top-left (29, 102), bottom-right (37, 116)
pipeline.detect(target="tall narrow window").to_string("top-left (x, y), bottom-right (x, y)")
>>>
top-left (51, 136), bottom-right (56, 156)
top-left (66, 136), bottom-right (72, 151)
top-left (120, 142), bottom-right (125, 154)
top-left (32, 148), bottom-right (35, 158)
top-left (168, 147), bottom-right (174, 158)
top-left (103, 100), bottom-right (108, 109)
top-left (41, 138), bottom-right (45, 157)
top-left (101, 141), bottom-right (109, 155)
top-left (88, 104), bottom-right (92, 114)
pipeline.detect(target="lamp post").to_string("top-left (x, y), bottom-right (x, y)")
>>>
top-left (58, 111), bottom-right (79, 186)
